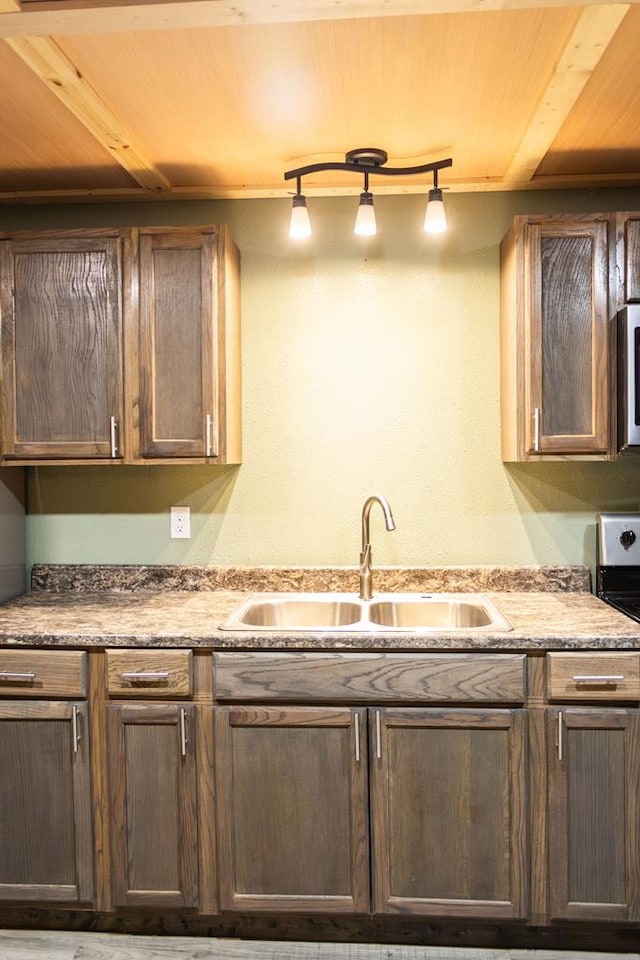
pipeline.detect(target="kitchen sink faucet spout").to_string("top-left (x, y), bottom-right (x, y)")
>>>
top-left (359, 494), bottom-right (396, 601)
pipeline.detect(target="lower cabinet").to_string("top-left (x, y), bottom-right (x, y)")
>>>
top-left (371, 707), bottom-right (528, 919)
top-left (214, 705), bottom-right (369, 913)
top-left (0, 699), bottom-right (93, 903)
top-left (107, 702), bottom-right (198, 908)
top-left (547, 707), bottom-right (640, 922)
top-left (214, 703), bottom-right (528, 918)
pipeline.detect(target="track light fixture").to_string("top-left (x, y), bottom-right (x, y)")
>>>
top-left (284, 148), bottom-right (452, 240)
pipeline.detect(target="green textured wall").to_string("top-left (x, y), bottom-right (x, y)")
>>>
top-left (3, 187), bottom-right (640, 573)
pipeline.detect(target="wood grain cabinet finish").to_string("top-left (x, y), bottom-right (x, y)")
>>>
top-left (500, 214), bottom-right (613, 460)
top-left (0, 225), bottom-right (241, 466)
top-left (0, 699), bottom-right (93, 904)
top-left (617, 213), bottom-right (640, 304)
top-left (547, 652), bottom-right (640, 701)
top-left (136, 227), bottom-right (241, 462)
top-left (214, 705), bottom-right (370, 914)
top-left (547, 707), bottom-right (640, 922)
top-left (370, 707), bottom-right (528, 919)
top-left (0, 231), bottom-right (124, 461)
top-left (107, 702), bottom-right (198, 909)
top-left (106, 649), bottom-right (193, 699)
top-left (0, 649), bottom-right (87, 698)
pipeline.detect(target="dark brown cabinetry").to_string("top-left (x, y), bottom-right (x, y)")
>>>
top-left (107, 702), bottom-right (198, 909)
top-left (0, 650), bottom-right (93, 904)
top-left (0, 225), bottom-right (241, 465)
top-left (213, 652), bottom-right (528, 919)
top-left (547, 707), bottom-right (640, 922)
top-left (0, 231), bottom-right (125, 461)
top-left (215, 705), bottom-right (369, 913)
top-left (105, 649), bottom-right (198, 909)
top-left (500, 214), bottom-right (613, 460)
top-left (371, 707), bottom-right (527, 919)
top-left (617, 213), bottom-right (640, 304)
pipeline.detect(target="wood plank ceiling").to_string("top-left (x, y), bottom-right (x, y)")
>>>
top-left (0, 0), bottom-right (639, 202)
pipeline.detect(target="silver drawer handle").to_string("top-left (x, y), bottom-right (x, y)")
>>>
top-left (120, 671), bottom-right (170, 682)
top-left (0, 671), bottom-right (36, 682)
top-left (533, 407), bottom-right (541, 453)
top-left (572, 675), bottom-right (624, 683)
top-left (205, 413), bottom-right (213, 457)
top-left (110, 416), bottom-right (120, 458)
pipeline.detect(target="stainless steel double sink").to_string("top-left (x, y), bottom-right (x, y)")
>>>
top-left (219, 592), bottom-right (511, 633)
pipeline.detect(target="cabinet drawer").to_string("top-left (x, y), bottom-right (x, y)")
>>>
top-left (547, 653), bottom-right (640, 700)
top-left (0, 649), bottom-right (87, 697)
top-left (107, 649), bottom-right (193, 698)
top-left (213, 652), bottom-right (526, 703)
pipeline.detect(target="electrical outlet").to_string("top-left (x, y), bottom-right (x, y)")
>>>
top-left (170, 506), bottom-right (191, 539)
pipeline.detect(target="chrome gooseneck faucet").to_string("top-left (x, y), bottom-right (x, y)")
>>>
top-left (359, 494), bottom-right (396, 601)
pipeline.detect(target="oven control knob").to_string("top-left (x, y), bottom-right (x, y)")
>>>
top-left (620, 529), bottom-right (637, 548)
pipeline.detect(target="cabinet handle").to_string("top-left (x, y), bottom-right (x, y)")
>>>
top-left (0, 670), bottom-right (36, 682)
top-left (533, 407), bottom-right (541, 453)
top-left (72, 704), bottom-right (82, 755)
top-left (110, 416), bottom-right (120, 458)
top-left (205, 413), bottom-right (213, 457)
top-left (375, 709), bottom-right (382, 760)
top-left (572, 675), bottom-right (624, 683)
top-left (120, 671), bottom-right (170, 682)
top-left (354, 712), bottom-right (361, 763)
top-left (180, 707), bottom-right (188, 757)
top-left (557, 710), bottom-right (563, 761)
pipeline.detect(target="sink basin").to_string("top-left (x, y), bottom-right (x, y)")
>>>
top-left (219, 592), bottom-right (511, 633)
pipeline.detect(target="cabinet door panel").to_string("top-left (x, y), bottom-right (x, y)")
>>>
top-left (528, 221), bottom-right (609, 455)
top-left (0, 235), bottom-right (123, 459)
top-left (371, 708), bottom-right (527, 919)
top-left (138, 231), bottom-right (216, 459)
top-left (108, 703), bottom-right (198, 909)
top-left (0, 700), bottom-right (93, 903)
top-left (215, 706), bottom-right (369, 913)
top-left (620, 214), bottom-right (640, 302)
top-left (548, 708), bottom-right (640, 922)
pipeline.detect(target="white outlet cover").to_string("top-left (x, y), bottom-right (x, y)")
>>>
top-left (170, 505), bottom-right (191, 539)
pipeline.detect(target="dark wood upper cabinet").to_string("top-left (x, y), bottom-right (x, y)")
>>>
top-left (0, 225), bottom-right (241, 465)
top-left (547, 707), bottom-right (640, 923)
top-left (617, 213), bottom-right (640, 305)
top-left (370, 707), bottom-right (528, 919)
top-left (0, 231), bottom-right (125, 461)
top-left (500, 214), bottom-right (614, 461)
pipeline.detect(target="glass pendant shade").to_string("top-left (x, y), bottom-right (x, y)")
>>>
top-left (424, 188), bottom-right (447, 233)
top-left (289, 195), bottom-right (312, 239)
top-left (354, 191), bottom-right (376, 236)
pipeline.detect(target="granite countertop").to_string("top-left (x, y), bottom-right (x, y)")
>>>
top-left (0, 563), bottom-right (639, 651)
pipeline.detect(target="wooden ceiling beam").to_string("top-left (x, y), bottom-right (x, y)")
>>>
top-left (4, 34), bottom-right (172, 192)
top-left (504, 3), bottom-right (630, 184)
top-left (0, 0), bottom-right (639, 39)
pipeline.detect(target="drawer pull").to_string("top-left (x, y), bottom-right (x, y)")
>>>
top-left (120, 671), bottom-right (170, 682)
top-left (375, 709), bottom-right (382, 760)
top-left (557, 710), bottom-right (563, 761)
top-left (72, 704), bottom-right (82, 754)
top-left (180, 707), bottom-right (188, 757)
top-left (354, 713), bottom-right (361, 763)
top-left (572, 674), bottom-right (624, 684)
top-left (0, 671), bottom-right (36, 682)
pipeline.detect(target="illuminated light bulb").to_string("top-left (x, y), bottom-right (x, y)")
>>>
top-left (424, 188), bottom-right (447, 234)
top-left (354, 191), bottom-right (376, 236)
top-left (289, 194), bottom-right (311, 239)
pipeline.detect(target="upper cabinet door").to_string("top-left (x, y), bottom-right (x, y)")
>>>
top-left (0, 233), bottom-right (124, 461)
top-left (500, 215), bottom-right (613, 461)
top-left (136, 227), bottom-right (241, 462)
top-left (617, 214), bottom-right (640, 304)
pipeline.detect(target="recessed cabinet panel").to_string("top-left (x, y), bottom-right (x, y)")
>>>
top-left (139, 232), bottom-right (216, 459)
top-left (547, 708), bottom-right (640, 922)
top-left (619, 214), bottom-right (640, 303)
top-left (500, 215), bottom-right (612, 460)
top-left (0, 234), bottom-right (124, 460)
top-left (371, 708), bottom-right (527, 919)
top-left (0, 700), bottom-right (93, 903)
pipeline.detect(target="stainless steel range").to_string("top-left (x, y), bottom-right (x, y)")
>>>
top-left (596, 512), bottom-right (640, 623)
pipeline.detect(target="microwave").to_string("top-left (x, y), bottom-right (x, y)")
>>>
top-left (617, 304), bottom-right (640, 452)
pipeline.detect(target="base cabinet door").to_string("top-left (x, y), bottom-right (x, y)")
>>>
top-left (108, 703), bottom-right (198, 909)
top-left (215, 705), bottom-right (369, 913)
top-left (370, 708), bottom-right (528, 919)
top-left (547, 708), bottom-right (640, 922)
top-left (0, 700), bottom-right (93, 903)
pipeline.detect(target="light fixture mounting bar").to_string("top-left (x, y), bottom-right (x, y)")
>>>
top-left (284, 150), bottom-right (452, 182)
